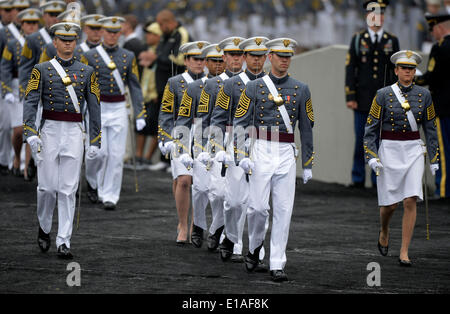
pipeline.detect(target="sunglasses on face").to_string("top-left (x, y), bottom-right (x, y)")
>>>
top-left (48, 12), bottom-right (60, 17)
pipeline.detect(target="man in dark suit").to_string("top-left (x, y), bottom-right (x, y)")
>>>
top-left (417, 13), bottom-right (450, 201)
top-left (345, 0), bottom-right (400, 189)
top-left (122, 14), bottom-right (146, 78)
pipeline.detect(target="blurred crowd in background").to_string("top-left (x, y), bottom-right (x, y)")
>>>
top-left (81, 0), bottom-right (450, 53)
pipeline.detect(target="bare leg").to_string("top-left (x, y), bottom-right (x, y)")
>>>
top-left (136, 134), bottom-right (145, 159)
top-left (400, 197), bottom-right (417, 261)
top-left (145, 136), bottom-right (158, 161)
top-left (11, 127), bottom-right (22, 170)
top-left (379, 203), bottom-right (398, 246)
top-left (175, 175), bottom-right (191, 241)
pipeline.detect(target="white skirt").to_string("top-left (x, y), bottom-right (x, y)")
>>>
top-left (377, 139), bottom-right (425, 206)
top-left (171, 157), bottom-right (192, 180)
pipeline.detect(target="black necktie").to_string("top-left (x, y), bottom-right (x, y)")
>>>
top-left (374, 34), bottom-right (379, 47)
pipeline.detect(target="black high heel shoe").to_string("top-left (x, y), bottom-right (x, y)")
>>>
top-left (377, 231), bottom-right (389, 256)
top-left (398, 258), bottom-right (412, 267)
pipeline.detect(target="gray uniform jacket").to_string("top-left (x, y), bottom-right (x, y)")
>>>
top-left (19, 28), bottom-right (53, 100)
top-left (233, 73), bottom-right (315, 169)
top-left (22, 56), bottom-right (102, 148)
top-left (0, 25), bottom-right (16, 92)
top-left (158, 70), bottom-right (205, 144)
top-left (210, 69), bottom-right (266, 150)
top-left (196, 69), bottom-right (240, 150)
top-left (84, 44), bottom-right (145, 120)
top-left (1, 37), bottom-right (21, 97)
top-left (363, 83), bottom-right (439, 165)
top-left (175, 73), bottom-right (212, 157)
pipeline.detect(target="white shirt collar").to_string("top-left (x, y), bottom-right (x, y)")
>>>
top-left (368, 28), bottom-right (384, 44)
top-left (124, 32), bottom-right (139, 43)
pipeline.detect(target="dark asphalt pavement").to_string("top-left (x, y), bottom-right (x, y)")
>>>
top-left (0, 168), bottom-right (449, 294)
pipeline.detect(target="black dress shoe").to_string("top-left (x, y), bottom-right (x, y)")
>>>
top-left (255, 260), bottom-right (269, 273)
top-left (348, 182), bottom-right (365, 189)
top-left (86, 182), bottom-right (99, 204)
top-left (12, 167), bottom-right (22, 177)
top-left (244, 243), bottom-right (264, 272)
top-left (231, 254), bottom-right (244, 263)
top-left (26, 160), bottom-right (36, 181)
top-left (219, 236), bottom-right (234, 262)
top-left (399, 258), bottom-right (412, 267)
top-left (191, 225), bottom-right (204, 248)
top-left (377, 231), bottom-right (389, 256)
top-left (0, 165), bottom-right (9, 176)
top-left (207, 225), bottom-right (224, 251)
top-left (103, 202), bottom-right (116, 210)
top-left (270, 269), bottom-right (288, 282)
top-left (57, 244), bottom-right (73, 259)
top-left (37, 227), bottom-right (50, 253)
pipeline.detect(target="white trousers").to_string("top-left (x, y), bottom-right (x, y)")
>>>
top-left (224, 164), bottom-right (267, 258)
top-left (36, 120), bottom-right (84, 249)
top-left (0, 97), bottom-right (12, 167)
top-left (91, 101), bottom-right (128, 204)
top-left (248, 139), bottom-right (296, 271)
top-left (206, 160), bottom-right (225, 235)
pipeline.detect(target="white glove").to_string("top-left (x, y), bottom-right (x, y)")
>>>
top-left (197, 152), bottom-right (211, 166)
top-left (368, 158), bottom-right (383, 173)
top-left (303, 169), bottom-right (312, 184)
top-left (136, 119), bottom-right (146, 131)
top-left (430, 164), bottom-right (439, 176)
top-left (223, 153), bottom-right (234, 166)
top-left (4, 93), bottom-right (14, 105)
top-left (87, 146), bottom-right (100, 159)
top-left (159, 141), bottom-right (173, 156)
top-left (214, 150), bottom-right (226, 163)
top-left (179, 153), bottom-right (193, 169)
top-left (164, 141), bottom-right (174, 155)
top-left (27, 136), bottom-right (42, 155)
top-left (238, 158), bottom-right (254, 174)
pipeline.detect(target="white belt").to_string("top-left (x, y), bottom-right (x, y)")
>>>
top-left (96, 45), bottom-right (125, 95)
top-left (391, 83), bottom-right (418, 132)
top-left (7, 23), bottom-right (24, 47)
top-left (49, 59), bottom-right (81, 114)
top-left (262, 75), bottom-right (293, 134)
top-left (181, 72), bottom-right (194, 84)
top-left (39, 28), bottom-right (52, 44)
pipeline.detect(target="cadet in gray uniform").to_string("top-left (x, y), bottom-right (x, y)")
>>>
top-left (19, 1), bottom-right (65, 98)
top-left (158, 41), bottom-right (208, 245)
top-left (1, 7), bottom-right (40, 180)
top-left (0, 0), bottom-right (18, 176)
top-left (210, 37), bottom-right (269, 265)
top-left (22, 22), bottom-right (101, 259)
top-left (194, 36), bottom-right (246, 252)
top-left (78, 13), bottom-right (104, 204)
top-left (175, 43), bottom-right (226, 249)
top-left (83, 16), bottom-right (145, 210)
top-left (234, 38), bottom-right (314, 282)
top-left (363, 50), bottom-right (439, 267)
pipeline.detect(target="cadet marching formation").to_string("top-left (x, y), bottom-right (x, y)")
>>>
top-left (0, 0), bottom-right (448, 283)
